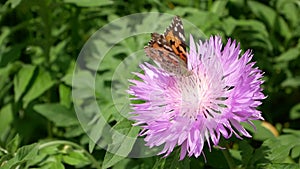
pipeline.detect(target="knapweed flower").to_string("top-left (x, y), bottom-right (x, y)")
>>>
top-left (128, 35), bottom-right (265, 160)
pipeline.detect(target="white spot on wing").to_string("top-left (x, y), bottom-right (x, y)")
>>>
top-left (163, 45), bottom-right (172, 51)
top-left (179, 32), bottom-right (185, 41)
top-left (174, 26), bottom-right (178, 31)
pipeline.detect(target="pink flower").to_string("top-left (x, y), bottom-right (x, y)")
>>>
top-left (128, 35), bottom-right (265, 160)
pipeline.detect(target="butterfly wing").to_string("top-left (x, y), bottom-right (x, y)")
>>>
top-left (144, 16), bottom-right (189, 76)
top-left (164, 16), bottom-right (185, 42)
top-left (164, 16), bottom-right (187, 64)
top-left (144, 46), bottom-right (188, 75)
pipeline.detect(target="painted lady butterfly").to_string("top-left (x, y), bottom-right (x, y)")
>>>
top-left (144, 16), bottom-right (190, 76)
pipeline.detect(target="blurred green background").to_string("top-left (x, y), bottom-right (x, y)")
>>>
top-left (0, 0), bottom-right (300, 168)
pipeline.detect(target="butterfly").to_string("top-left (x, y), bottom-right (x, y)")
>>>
top-left (144, 16), bottom-right (190, 76)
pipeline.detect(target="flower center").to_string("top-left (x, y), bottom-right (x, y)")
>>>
top-left (176, 73), bottom-right (226, 120)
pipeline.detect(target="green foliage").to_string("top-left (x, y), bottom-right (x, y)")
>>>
top-left (0, 0), bottom-right (300, 168)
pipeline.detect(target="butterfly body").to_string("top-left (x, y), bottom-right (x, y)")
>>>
top-left (144, 16), bottom-right (190, 76)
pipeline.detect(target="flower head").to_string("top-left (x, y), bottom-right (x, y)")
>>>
top-left (128, 35), bottom-right (265, 160)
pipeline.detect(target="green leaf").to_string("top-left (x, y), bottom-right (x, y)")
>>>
top-left (0, 27), bottom-right (10, 47)
top-left (88, 114), bottom-right (112, 153)
top-left (0, 64), bottom-right (19, 101)
top-left (275, 48), bottom-right (300, 62)
top-left (72, 71), bottom-right (95, 100)
top-left (6, 134), bottom-right (20, 154)
top-left (263, 133), bottom-right (300, 163)
top-left (22, 68), bottom-right (55, 108)
top-left (239, 139), bottom-right (269, 168)
top-left (229, 149), bottom-right (241, 161)
top-left (281, 77), bottom-right (300, 88)
top-left (152, 149), bottom-right (191, 169)
top-left (38, 142), bottom-right (60, 155)
top-left (242, 120), bottom-right (275, 141)
top-left (164, 154), bottom-right (190, 169)
top-left (112, 158), bottom-right (137, 169)
top-left (62, 150), bottom-right (90, 166)
top-left (291, 145), bottom-right (300, 159)
top-left (59, 84), bottom-right (71, 108)
top-left (14, 64), bottom-right (36, 101)
top-left (290, 103), bottom-right (300, 120)
top-left (16, 143), bottom-right (39, 162)
top-left (102, 152), bottom-right (124, 169)
top-left (61, 73), bottom-right (72, 86)
top-left (211, 0), bottom-right (229, 17)
top-left (261, 163), bottom-right (300, 169)
top-left (205, 148), bottom-right (228, 168)
top-left (248, 1), bottom-right (291, 39)
top-left (222, 17), bottom-right (237, 35)
top-left (4, 0), bottom-right (22, 8)
top-left (250, 146), bottom-right (270, 167)
top-left (34, 103), bottom-right (79, 127)
top-left (228, 18), bottom-right (273, 52)
top-left (0, 44), bottom-right (24, 68)
top-left (47, 161), bottom-right (65, 169)
top-left (282, 129), bottom-right (300, 136)
top-left (88, 44), bottom-right (123, 72)
top-left (1, 143), bottom-right (38, 169)
top-left (240, 140), bottom-right (254, 166)
top-left (276, 0), bottom-right (300, 28)
top-left (0, 104), bottom-right (13, 137)
top-left (102, 119), bottom-right (140, 169)
top-left (64, 0), bottom-right (113, 7)
top-left (64, 126), bottom-right (85, 138)
top-left (265, 139), bottom-right (291, 162)
top-left (234, 19), bottom-right (269, 36)
top-left (109, 49), bottom-right (147, 120)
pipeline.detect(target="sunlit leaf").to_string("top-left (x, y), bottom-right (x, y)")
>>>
top-left (16, 143), bottom-right (39, 162)
top-left (64, 0), bottom-right (113, 7)
top-left (1, 143), bottom-right (38, 169)
top-left (59, 84), bottom-right (71, 108)
top-left (63, 150), bottom-right (90, 166)
top-left (22, 68), bottom-right (55, 107)
top-left (14, 65), bottom-right (36, 101)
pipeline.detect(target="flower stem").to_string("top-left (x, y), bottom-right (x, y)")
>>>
top-left (221, 147), bottom-right (236, 169)
top-left (220, 139), bottom-right (236, 169)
